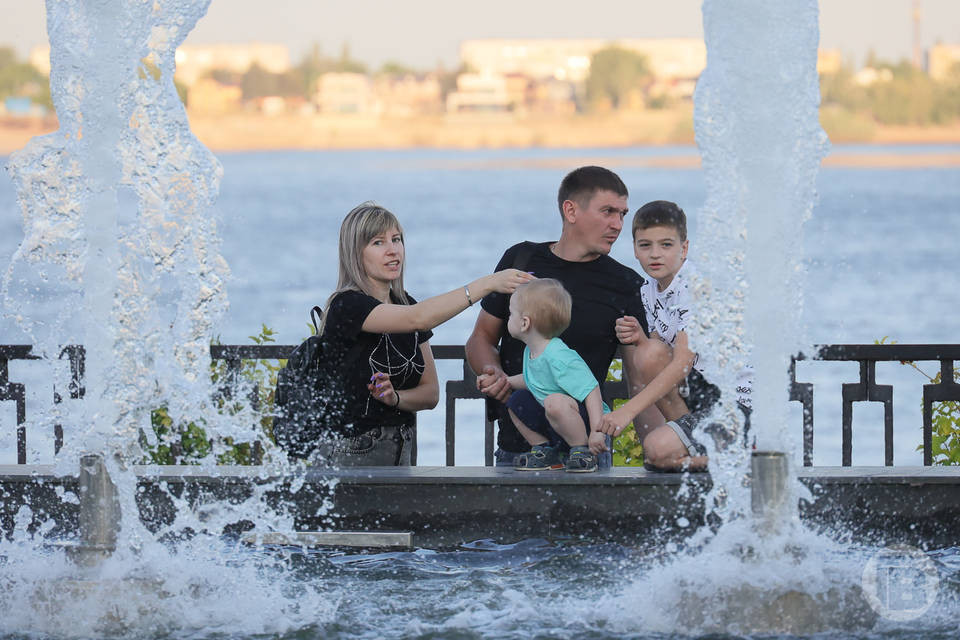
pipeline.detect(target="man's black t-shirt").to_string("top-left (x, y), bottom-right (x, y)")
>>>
top-left (323, 289), bottom-right (433, 435)
top-left (481, 241), bottom-right (648, 452)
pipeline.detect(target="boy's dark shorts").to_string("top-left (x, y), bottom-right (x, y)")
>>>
top-left (505, 389), bottom-right (589, 451)
top-left (668, 369), bottom-right (753, 457)
top-left (669, 368), bottom-right (720, 458)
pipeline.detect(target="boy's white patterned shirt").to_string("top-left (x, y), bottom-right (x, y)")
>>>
top-left (640, 260), bottom-right (693, 351)
top-left (640, 260), bottom-right (753, 408)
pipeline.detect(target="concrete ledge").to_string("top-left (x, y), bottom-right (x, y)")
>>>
top-left (2, 465), bottom-right (958, 548)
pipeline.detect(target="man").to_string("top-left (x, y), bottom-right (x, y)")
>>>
top-left (466, 166), bottom-right (694, 468)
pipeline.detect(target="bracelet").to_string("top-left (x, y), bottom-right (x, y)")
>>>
top-left (463, 285), bottom-right (474, 306)
top-left (393, 390), bottom-right (401, 408)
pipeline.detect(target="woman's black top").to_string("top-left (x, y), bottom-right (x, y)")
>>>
top-left (322, 289), bottom-right (432, 435)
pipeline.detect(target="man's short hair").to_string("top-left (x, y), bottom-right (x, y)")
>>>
top-left (632, 200), bottom-right (688, 242)
top-left (557, 166), bottom-right (628, 215)
top-left (513, 279), bottom-right (572, 338)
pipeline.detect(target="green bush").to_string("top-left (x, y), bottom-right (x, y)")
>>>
top-left (606, 358), bottom-right (644, 466)
top-left (141, 325), bottom-right (283, 465)
top-left (877, 337), bottom-right (960, 465)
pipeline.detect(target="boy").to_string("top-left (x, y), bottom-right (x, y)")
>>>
top-left (600, 200), bottom-right (750, 470)
top-left (484, 279), bottom-right (609, 472)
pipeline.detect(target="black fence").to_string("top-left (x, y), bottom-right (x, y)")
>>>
top-left (2, 343), bottom-right (958, 467)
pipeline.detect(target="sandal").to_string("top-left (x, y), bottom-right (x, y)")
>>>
top-left (514, 444), bottom-right (564, 471)
top-left (565, 446), bottom-right (597, 473)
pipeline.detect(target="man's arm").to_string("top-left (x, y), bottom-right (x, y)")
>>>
top-left (465, 309), bottom-right (512, 403)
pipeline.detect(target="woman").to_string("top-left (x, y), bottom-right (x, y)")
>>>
top-left (315, 201), bottom-right (533, 466)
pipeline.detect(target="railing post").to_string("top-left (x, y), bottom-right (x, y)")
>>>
top-left (922, 359), bottom-right (960, 466)
top-left (0, 356), bottom-right (28, 464)
top-left (789, 354), bottom-right (814, 466)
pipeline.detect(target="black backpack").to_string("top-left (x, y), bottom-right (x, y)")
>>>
top-left (273, 305), bottom-right (365, 459)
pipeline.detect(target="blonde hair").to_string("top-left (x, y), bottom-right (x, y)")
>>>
top-left (321, 201), bottom-right (409, 334)
top-left (513, 279), bottom-right (571, 338)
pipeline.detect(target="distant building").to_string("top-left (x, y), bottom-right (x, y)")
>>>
top-left (186, 78), bottom-right (242, 115)
top-left (460, 38), bottom-right (706, 91)
top-left (817, 49), bottom-right (843, 75)
top-left (445, 73), bottom-right (512, 113)
top-left (175, 43), bottom-right (291, 87)
top-left (854, 67), bottom-right (893, 87)
top-left (527, 78), bottom-right (577, 115)
top-left (28, 46), bottom-right (51, 76)
top-left (372, 73), bottom-right (443, 117)
top-left (928, 43), bottom-right (960, 81)
top-left (2, 96), bottom-right (48, 118)
top-left (28, 42), bottom-right (292, 89)
top-left (316, 73), bottom-right (380, 115)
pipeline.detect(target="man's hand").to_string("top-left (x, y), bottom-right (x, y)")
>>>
top-left (615, 315), bottom-right (645, 345)
top-left (588, 430), bottom-right (609, 455)
top-left (598, 407), bottom-right (632, 436)
top-left (476, 364), bottom-right (512, 403)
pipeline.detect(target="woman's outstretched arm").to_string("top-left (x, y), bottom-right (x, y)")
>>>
top-left (360, 269), bottom-right (534, 334)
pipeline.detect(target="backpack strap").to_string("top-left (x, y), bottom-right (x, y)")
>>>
top-left (310, 302), bottom-right (370, 369)
top-left (310, 305), bottom-right (323, 335)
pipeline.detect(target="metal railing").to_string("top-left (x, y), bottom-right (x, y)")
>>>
top-left (0, 345), bottom-right (85, 464)
top-left (3, 343), bottom-right (958, 466)
top-left (791, 344), bottom-right (960, 466)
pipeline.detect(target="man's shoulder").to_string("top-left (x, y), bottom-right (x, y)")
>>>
top-left (499, 240), bottom-right (550, 266)
top-left (594, 254), bottom-right (646, 286)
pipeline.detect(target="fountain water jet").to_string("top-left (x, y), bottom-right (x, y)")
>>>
top-left (0, 2), bottom-right (339, 635)
top-left (595, 1), bottom-right (888, 634)
top-left (3, 0), bottom-right (231, 468)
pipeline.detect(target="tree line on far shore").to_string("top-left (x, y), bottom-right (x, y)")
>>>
top-left (2, 44), bottom-right (959, 129)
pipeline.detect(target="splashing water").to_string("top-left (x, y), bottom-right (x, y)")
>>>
top-left (0, 2), bottom-right (338, 635)
top-left (691, 0), bottom-right (829, 454)
top-left (3, 0), bottom-right (230, 463)
top-left (3, 1), bottom-right (957, 638)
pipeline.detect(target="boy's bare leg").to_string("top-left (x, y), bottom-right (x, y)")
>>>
top-left (507, 409), bottom-right (549, 447)
top-left (543, 394), bottom-right (589, 447)
top-left (628, 334), bottom-right (706, 470)
top-left (631, 336), bottom-right (690, 422)
top-left (642, 426), bottom-right (707, 470)
top-left (633, 404), bottom-right (665, 441)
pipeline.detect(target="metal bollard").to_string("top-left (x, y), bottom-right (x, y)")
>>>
top-left (77, 453), bottom-right (121, 554)
top-left (751, 450), bottom-right (789, 530)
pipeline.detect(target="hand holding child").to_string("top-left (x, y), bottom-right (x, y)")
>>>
top-left (476, 365), bottom-right (512, 403)
top-left (598, 407), bottom-right (632, 437)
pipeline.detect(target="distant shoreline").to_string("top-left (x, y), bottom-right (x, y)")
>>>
top-left (3, 112), bottom-right (960, 167)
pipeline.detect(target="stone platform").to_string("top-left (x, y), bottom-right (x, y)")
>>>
top-left (1, 465), bottom-right (958, 548)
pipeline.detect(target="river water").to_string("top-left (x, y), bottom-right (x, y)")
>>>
top-left (2, 144), bottom-right (959, 466)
